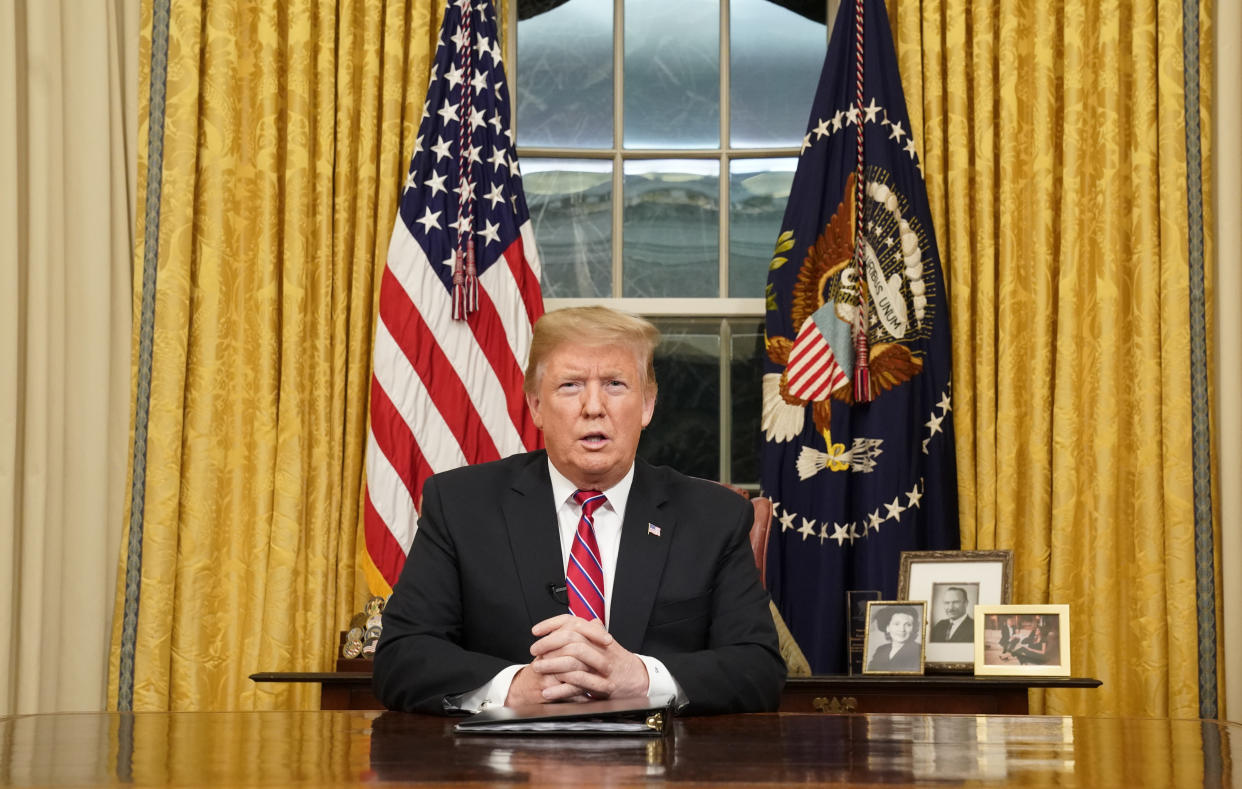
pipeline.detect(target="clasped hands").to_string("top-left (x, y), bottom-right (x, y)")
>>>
top-left (505, 614), bottom-right (649, 706)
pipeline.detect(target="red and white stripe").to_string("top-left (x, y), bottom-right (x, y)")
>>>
top-left (364, 216), bottom-right (543, 588)
top-left (786, 318), bottom-right (848, 402)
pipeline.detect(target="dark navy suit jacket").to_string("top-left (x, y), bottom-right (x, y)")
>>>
top-left (373, 451), bottom-right (785, 715)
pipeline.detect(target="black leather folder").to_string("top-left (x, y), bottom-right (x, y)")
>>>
top-left (453, 695), bottom-right (673, 736)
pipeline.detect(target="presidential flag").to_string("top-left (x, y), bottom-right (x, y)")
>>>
top-left (363, 0), bottom-right (544, 594)
top-left (761, 0), bottom-right (958, 673)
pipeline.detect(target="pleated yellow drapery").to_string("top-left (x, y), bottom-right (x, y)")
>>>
top-left (110, 0), bottom-right (1217, 718)
top-left (889, 0), bottom-right (1215, 717)
top-left (108, 0), bottom-right (444, 710)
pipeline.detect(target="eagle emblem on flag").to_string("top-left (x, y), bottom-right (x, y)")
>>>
top-left (763, 168), bottom-right (937, 479)
top-left (760, 0), bottom-right (958, 675)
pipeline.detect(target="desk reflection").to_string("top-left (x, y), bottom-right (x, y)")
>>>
top-left (367, 711), bottom-right (1235, 787)
top-left (0, 710), bottom-right (1235, 786)
top-left (370, 710), bottom-right (670, 783)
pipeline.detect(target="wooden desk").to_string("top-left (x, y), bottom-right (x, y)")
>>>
top-left (251, 671), bottom-right (377, 711)
top-left (0, 710), bottom-right (1235, 787)
top-left (250, 671), bottom-right (1101, 714)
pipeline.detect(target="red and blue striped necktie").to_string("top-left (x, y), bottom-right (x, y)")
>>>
top-left (567, 490), bottom-right (607, 625)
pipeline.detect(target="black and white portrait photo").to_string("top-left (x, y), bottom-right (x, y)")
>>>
top-left (862, 602), bottom-right (926, 675)
top-left (928, 583), bottom-right (979, 643)
top-left (898, 551), bottom-right (1012, 671)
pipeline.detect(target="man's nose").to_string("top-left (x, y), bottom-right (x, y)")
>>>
top-left (581, 381), bottom-right (605, 414)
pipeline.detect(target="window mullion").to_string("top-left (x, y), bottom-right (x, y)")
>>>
top-left (520, 147), bottom-right (795, 159)
top-left (719, 318), bottom-right (732, 484)
top-left (612, 0), bottom-right (625, 297)
top-left (719, 0), bottom-right (730, 299)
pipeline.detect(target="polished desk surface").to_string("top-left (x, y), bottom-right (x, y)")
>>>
top-left (0, 710), bottom-right (1236, 787)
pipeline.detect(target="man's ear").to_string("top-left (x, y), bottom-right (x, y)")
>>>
top-left (641, 391), bottom-right (656, 428)
top-left (526, 391), bottom-right (544, 429)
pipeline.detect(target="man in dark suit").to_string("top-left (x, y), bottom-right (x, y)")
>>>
top-left (928, 586), bottom-right (974, 643)
top-left (373, 306), bottom-right (785, 716)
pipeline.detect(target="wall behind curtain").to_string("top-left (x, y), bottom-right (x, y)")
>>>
top-left (1, 0), bottom-right (138, 715)
top-left (889, 0), bottom-right (1214, 717)
top-left (1216, 0), bottom-right (1242, 723)
top-left (106, 0), bottom-right (443, 710)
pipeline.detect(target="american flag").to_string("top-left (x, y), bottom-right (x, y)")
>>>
top-left (363, 0), bottom-right (544, 594)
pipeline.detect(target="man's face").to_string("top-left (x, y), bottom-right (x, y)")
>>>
top-left (526, 341), bottom-right (655, 491)
top-left (943, 590), bottom-right (968, 619)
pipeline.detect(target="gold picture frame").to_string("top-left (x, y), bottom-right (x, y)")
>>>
top-left (861, 601), bottom-right (926, 675)
top-left (897, 550), bottom-right (1013, 672)
top-left (973, 604), bottom-right (1071, 677)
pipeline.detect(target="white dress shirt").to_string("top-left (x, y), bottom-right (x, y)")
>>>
top-left (451, 461), bottom-right (682, 711)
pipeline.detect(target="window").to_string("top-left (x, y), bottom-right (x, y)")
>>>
top-left (512, 0), bottom-right (831, 485)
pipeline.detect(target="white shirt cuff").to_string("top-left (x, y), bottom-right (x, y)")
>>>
top-left (445, 664), bottom-right (524, 713)
top-left (637, 654), bottom-right (686, 709)
top-left (448, 657), bottom-right (684, 712)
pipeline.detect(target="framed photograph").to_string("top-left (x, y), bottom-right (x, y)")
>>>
top-left (861, 601), bottom-right (926, 675)
top-left (846, 590), bottom-right (881, 674)
top-left (974, 604), bottom-right (1071, 677)
top-left (897, 550), bottom-right (1013, 672)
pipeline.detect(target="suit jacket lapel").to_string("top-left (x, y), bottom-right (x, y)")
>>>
top-left (503, 453), bottom-right (567, 626)
top-left (609, 461), bottom-right (672, 650)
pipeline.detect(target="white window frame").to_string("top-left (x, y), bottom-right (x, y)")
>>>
top-left (505, 0), bottom-right (835, 483)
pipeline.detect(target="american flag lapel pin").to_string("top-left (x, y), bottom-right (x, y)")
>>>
top-left (647, 523), bottom-right (661, 537)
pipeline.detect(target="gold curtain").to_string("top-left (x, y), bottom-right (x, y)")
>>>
top-left (890, 0), bottom-right (1214, 717)
top-left (109, 0), bottom-right (1219, 717)
top-left (107, 0), bottom-right (443, 710)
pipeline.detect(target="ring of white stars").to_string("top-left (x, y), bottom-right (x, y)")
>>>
top-left (800, 97), bottom-right (923, 177)
top-left (768, 95), bottom-right (949, 552)
top-left (767, 383), bottom-right (950, 549)
top-left (767, 384), bottom-right (950, 549)
top-left (922, 385), bottom-right (952, 455)
top-left (771, 475), bottom-right (929, 549)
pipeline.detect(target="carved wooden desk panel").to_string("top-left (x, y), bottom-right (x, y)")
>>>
top-left (779, 675), bottom-right (1102, 715)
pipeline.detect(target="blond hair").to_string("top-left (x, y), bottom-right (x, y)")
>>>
top-left (523, 306), bottom-right (660, 395)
